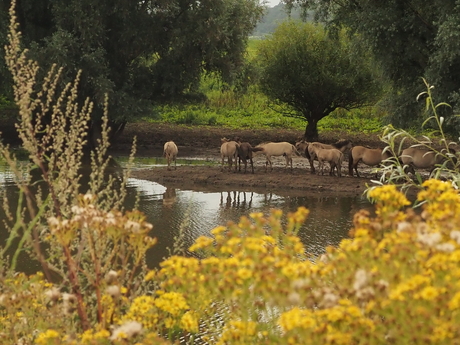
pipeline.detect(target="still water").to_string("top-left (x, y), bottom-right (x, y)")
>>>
top-left (0, 158), bottom-right (373, 273)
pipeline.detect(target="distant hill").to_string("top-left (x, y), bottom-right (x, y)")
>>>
top-left (252, 3), bottom-right (308, 37)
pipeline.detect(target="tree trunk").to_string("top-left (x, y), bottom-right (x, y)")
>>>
top-left (304, 119), bottom-right (319, 141)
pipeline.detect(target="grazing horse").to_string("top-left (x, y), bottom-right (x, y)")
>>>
top-left (163, 141), bottom-right (178, 170)
top-left (255, 141), bottom-right (300, 172)
top-left (400, 147), bottom-right (457, 175)
top-left (236, 142), bottom-right (264, 174)
top-left (296, 139), bottom-right (352, 174)
top-left (220, 137), bottom-right (239, 172)
top-left (348, 146), bottom-right (392, 177)
top-left (308, 144), bottom-right (344, 177)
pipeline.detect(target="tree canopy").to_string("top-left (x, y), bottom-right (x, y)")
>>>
top-left (257, 21), bottom-right (381, 140)
top-left (285, 0), bottom-right (460, 133)
top-left (0, 0), bottom-right (265, 142)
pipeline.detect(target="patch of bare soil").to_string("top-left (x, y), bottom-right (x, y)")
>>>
top-left (111, 123), bottom-right (384, 197)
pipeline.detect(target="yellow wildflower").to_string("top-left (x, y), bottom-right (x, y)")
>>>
top-left (35, 329), bottom-right (60, 345)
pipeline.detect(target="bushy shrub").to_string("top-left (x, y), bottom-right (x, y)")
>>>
top-left (373, 79), bottom-right (460, 194)
top-left (2, 182), bottom-right (460, 344)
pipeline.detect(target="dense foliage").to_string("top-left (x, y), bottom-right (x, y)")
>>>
top-left (0, 0), bottom-right (265, 128)
top-left (257, 21), bottom-right (382, 140)
top-left (285, 0), bottom-right (460, 134)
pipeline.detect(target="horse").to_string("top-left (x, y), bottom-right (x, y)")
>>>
top-left (348, 146), bottom-right (393, 177)
top-left (163, 141), bottom-right (178, 170)
top-left (294, 140), bottom-right (309, 157)
top-left (400, 147), bottom-right (457, 175)
top-left (236, 141), bottom-right (264, 174)
top-left (308, 143), bottom-right (344, 177)
top-left (220, 137), bottom-right (239, 172)
top-left (254, 141), bottom-right (300, 172)
top-left (296, 139), bottom-right (352, 174)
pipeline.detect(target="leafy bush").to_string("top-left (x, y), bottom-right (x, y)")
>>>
top-left (373, 79), bottom-right (460, 193)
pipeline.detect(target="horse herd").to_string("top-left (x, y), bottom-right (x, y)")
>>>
top-left (163, 138), bottom-right (458, 177)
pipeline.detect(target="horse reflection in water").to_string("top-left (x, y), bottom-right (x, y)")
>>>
top-left (162, 187), bottom-right (177, 208)
top-left (220, 191), bottom-right (254, 210)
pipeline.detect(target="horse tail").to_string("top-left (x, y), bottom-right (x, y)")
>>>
top-left (348, 147), bottom-right (354, 176)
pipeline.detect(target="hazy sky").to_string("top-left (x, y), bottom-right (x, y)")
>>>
top-left (266, 0), bottom-right (280, 8)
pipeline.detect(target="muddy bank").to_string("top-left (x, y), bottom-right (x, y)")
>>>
top-left (114, 123), bottom-right (385, 197)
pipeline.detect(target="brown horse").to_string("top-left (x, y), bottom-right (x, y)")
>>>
top-left (308, 144), bottom-right (344, 177)
top-left (163, 141), bottom-right (178, 170)
top-left (220, 137), bottom-right (239, 172)
top-left (348, 146), bottom-right (392, 177)
top-left (254, 141), bottom-right (300, 172)
top-left (296, 139), bottom-right (352, 174)
top-left (236, 142), bottom-right (264, 174)
top-left (400, 147), bottom-right (457, 175)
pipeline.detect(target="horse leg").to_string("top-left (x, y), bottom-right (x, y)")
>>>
top-left (352, 159), bottom-right (360, 177)
top-left (174, 155), bottom-right (177, 170)
top-left (250, 157), bottom-right (254, 174)
top-left (309, 158), bottom-right (316, 174)
top-left (266, 155), bottom-right (273, 172)
top-left (167, 155), bottom-right (171, 171)
top-left (287, 155), bottom-right (293, 171)
top-left (348, 154), bottom-right (355, 176)
top-left (329, 162), bottom-right (335, 176)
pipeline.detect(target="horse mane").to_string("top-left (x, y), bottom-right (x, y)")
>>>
top-left (333, 139), bottom-right (352, 149)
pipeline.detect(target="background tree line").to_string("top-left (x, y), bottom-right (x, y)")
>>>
top-left (285, 0), bottom-right (460, 135)
top-left (0, 0), bottom-right (265, 146)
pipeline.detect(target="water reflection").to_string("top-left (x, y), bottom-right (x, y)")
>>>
top-left (0, 163), bottom-right (373, 274)
top-left (163, 187), bottom-right (177, 208)
top-left (220, 191), bottom-right (253, 210)
top-left (129, 178), bottom-right (372, 269)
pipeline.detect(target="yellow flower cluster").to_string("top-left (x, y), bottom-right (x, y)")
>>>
top-left (367, 184), bottom-right (410, 220)
top-left (154, 292), bottom-right (189, 316)
top-left (144, 180), bottom-right (460, 344)
top-left (216, 320), bottom-right (259, 345)
top-left (5, 179), bottom-right (460, 345)
top-left (35, 329), bottom-right (60, 345)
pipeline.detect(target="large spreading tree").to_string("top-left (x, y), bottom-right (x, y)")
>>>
top-left (0, 0), bottom-right (265, 146)
top-left (257, 21), bottom-right (382, 140)
top-left (284, 0), bottom-right (460, 133)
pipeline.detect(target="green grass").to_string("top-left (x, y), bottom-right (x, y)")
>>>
top-left (144, 90), bottom-right (385, 135)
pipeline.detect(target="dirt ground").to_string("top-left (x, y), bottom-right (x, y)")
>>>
top-left (111, 123), bottom-right (385, 197)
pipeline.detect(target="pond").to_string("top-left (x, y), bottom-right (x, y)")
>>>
top-left (0, 157), bottom-right (374, 274)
